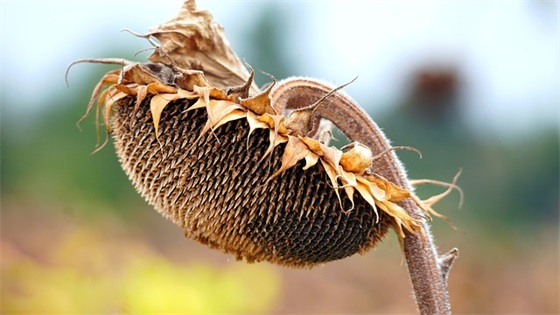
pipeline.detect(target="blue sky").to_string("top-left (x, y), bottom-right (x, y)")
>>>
top-left (1, 0), bottom-right (558, 139)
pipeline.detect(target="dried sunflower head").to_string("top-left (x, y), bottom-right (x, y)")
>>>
top-left (72, 0), bottom-right (459, 268)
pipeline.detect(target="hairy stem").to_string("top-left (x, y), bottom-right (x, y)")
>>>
top-left (270, 77), bottom-right (457, 314)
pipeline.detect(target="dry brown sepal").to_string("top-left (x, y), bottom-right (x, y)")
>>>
top-left (83, 59), bottom-right (463, 239)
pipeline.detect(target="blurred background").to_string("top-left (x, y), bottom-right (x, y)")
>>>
top-left (1, 0), bottom-right (558, 314)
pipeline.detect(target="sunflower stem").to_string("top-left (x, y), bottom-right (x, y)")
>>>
top-left (271, 77), bottom-right (456, 314)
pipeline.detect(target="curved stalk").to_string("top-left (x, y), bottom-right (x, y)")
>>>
top-left (270, 77), bottom-right (458, 315)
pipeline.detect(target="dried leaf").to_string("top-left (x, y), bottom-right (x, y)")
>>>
top-left (337, 168), bottom-right (358, 213)
top-left (354, 181), bottom-right (379, 219)
top-left (95, 88), bottom-right (110, 146)
top-left (300, 137), bottom-right (324, 156)
top-left (376, 200), bottom-right (421, 236)
top-left (174, 69), bottom-right (212, 90)
top-left (187, 87), bottom-right (244, 137)
top-left (338, 167), bottom-right (357, 189)
top-left (257, 113), bottom-right (286, 134)
top-left (319, 159), bottom-right (343, 209)
top-left (367, 174), bottom-right (410, 202)
top-left (190, 85), bottom-right (229, 109)
top-left (78, 70), bottom-right (120, 127)
top-left (342, 185), bottom-right (355, 212)
top-left (186, 97), bottom-right (208, 112)
top-left (177, 88), bottom-right (201, 99)
top-left (121, 63), bottom-right (172, 86)
top-left (103, 90), bottom-right (128, 129)
top-left (146, 0), bottom-right (259, 93)
top-left (213, 110), bottom-right (247, 130)
top-left (226, 63), bottom-right (255, 101)
top-left (262, 130), bottom-right (288, 161)
top-left (114, 84), bottom-right (138, 95)
top-left (319, 143), bottom-right (343, 169)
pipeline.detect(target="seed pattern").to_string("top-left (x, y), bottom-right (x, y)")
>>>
top-left (113, 97), bottom-right (390, 267)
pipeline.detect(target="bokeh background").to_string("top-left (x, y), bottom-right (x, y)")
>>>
top-left (1, 0), bottom-right (558, 314)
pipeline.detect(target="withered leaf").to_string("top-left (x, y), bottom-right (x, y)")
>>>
top-left (121, 64), bottom-right (168, 86)
top-left (146, 0), bottom-right (259, 94)
top-left (103, 90), bottom-right (128, 129)
top-left (369, 175), bottom-right (411, 202)
top-left (303, 152), bottom-right (319, 170)
top-left (176, 88), bottom-right (200, 99)
top-left (174, 69), bottom-right (212, 91)
top-left (300, 137), bottom-right (324, 156)
top-left (356, 177), bottom-right (387, 201)
top-left (79, 70), bottom-right (120, 127)
top-left (113, 84), bottom-right (137, 96)
top-left (262, 130), bottom-right (288, 161)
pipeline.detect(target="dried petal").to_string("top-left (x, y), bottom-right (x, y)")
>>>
top-left (302, 152), bottom-right (319, 170)
top-left (245, 111), bottom-right (266, 131)
top-left (135, 85), bottom-right (148, 110)
top-left (103, 90), bottom-right (128, 128)
top-left (239, 78), bottom-right (276, 115)
top-left (270, 136), bottom-right (312, 179)
top-left (150, 93), bottom-right (182, 140)
top-left (121, 63), bottom-right (171, 85)
top-left (206, 100), bottom-right (245, 130)
top-left (284, 108), bottom-right (315, 137)
top-left (146, 82), bottom-right (177, 94)
top-left (78, 70), bottom-right (120, 127)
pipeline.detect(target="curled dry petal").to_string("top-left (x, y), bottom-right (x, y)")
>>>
top-left (270, 136), bottom-right (317, 180)
top-left (150, 93), bottom-right (182, 140)
top-left (340, 142), bottom-right (374, 174)
top-left (121, 63), bottom-right (173, 86)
